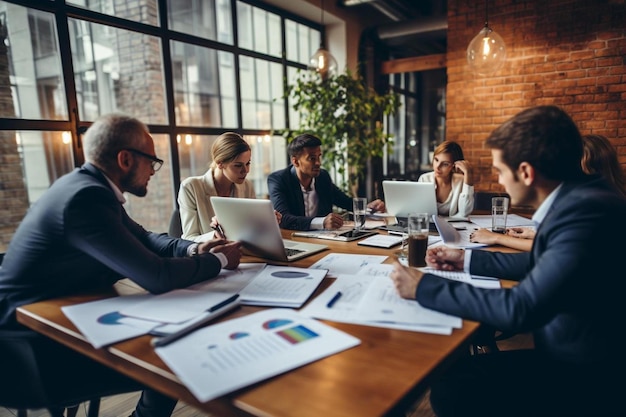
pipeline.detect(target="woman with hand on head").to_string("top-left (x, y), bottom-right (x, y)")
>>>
top-left (418, 141), bottom-right (475, 218)
top-left (178, 132), bottom-right (256, 242)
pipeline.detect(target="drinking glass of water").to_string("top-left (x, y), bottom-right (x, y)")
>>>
top-left (352, 197), bottom-right (367, 231)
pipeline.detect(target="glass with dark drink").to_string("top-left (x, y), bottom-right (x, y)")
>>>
top-left (407, 212), bottom-right (430, 267)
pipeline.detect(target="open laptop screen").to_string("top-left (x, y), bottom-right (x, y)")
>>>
top-left (382, 180), bottom-right (438, 222)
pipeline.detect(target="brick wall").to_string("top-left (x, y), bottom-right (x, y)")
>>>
top-left (446, 0), bottom-right (626, 192)
top-left (0, 23), bottom-right (28, 252)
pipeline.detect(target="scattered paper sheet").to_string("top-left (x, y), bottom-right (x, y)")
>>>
top-left (354, 271), bottom-right (462, 328)
top-left (238, 265), bottom-right (328, 307)
top-left (155, 308), bottom-right (360, 402)
top-left (299, 273), bottom-right (454, 335)
top-left (309, 253), bottom-right (387, 277)
top-left (120, 289), bottom-right (240, 324)
top-left (468, 214), bottom-right (535, 229)
top-left (420, 267), bottom-right (501, 289)
top-left (357, 234), bottom-right (404, 248)
top-left (62, 294), bottom-right (158, 348)
top-left (188, 263), bottom-right (266, 293)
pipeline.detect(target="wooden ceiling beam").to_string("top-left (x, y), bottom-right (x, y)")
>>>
top-left (380, 53), bottom-right (447, 74)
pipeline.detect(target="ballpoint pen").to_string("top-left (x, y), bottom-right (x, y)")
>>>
top-left (152, 294), bottom-right (239, 348)
top-left (326, 291), bottom-right (342, 308)
top-left (212, 224), bottom-right (227, 239)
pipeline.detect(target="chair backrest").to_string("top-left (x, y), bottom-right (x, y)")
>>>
top-left (0, 329), bottom-right (56, 408)
top-left (168, 208), bottom-right (182, 238)
top-left (474, 191), bottom-right (510, 211)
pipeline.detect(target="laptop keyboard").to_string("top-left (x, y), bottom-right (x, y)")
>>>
top-left (285, 247), bottom-right (305, 257)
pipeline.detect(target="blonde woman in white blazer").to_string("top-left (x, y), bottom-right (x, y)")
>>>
top-left (178, 132), bottom-right (256, 242)
top-left (418, 141), bottom-right (475, 218)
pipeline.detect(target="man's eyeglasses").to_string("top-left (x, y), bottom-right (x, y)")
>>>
top-left (123, 148), bottom-right (164, 172)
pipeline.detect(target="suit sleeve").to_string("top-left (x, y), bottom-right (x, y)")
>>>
top-left (65, 187), bottom-right (222, 294)
top-left (416, 191), bottom-right (621, 334)
top-left (268, 171), bottom-right (315, 230)
top-left (330, 181), bottom-right (353, 211)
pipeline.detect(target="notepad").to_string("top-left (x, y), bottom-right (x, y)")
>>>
top-left (357, 234), bottom-right (404, 248)
top-left (238, 265), bottom-right (328, 308)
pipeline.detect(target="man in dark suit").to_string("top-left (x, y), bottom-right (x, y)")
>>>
top-left (268, 133), bottom-right (385, 230)
top-left (391, 106), bottom-right (625, 416)
top-left (0, 113), bottom-right (242, 417)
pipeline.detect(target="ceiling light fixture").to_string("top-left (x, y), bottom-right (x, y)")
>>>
top-left (308, 0), bottom-right (337, 80)
top-left (466, 0), bottom-right (506, 75)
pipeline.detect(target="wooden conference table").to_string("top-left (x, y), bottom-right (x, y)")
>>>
top-left (17, 225), bottom-right (518, 417)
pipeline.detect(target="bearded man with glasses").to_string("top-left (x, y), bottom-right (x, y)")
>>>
top-left (0, 113), bottom-right (242, 417)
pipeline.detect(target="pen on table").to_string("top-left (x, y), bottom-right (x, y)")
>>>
top-left (326, 291), bottom-right (342, 308)
top-left (151, 294), bottom-right (239, 348)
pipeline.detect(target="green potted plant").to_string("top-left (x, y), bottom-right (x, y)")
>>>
top-left (280, 68), bottom-right (400, 196)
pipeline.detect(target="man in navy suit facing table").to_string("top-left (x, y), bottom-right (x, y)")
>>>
top-left (391, 105), bottom-right (625, 416)
top-left (268, 133), bottom-right (385, 231)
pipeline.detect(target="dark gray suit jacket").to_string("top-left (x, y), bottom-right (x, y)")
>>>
top-left (0, 163), bottom-right (222, 329)
top-left (416, 176), bottom-right (626, 364)
top-left (268, 165), bottom-right (353, 230)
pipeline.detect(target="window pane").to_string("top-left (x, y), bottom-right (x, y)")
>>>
top-left (168, 0), bottom-right (233, 44)
top-left (67, 0), bottom-right (160, 26)
top-left (2, 3), bottom-right (68, 119)
top-left (236, 1), bottom-right (252, 50)
top-left (267, 13), bottom-right (282, 58)
top-left (285, 19), bottom-right (320, 66)
top-left (247, 134), bottom-right (287, 198)
top-left (171, 41), bottom-right (237, 127)
top-left (15, 130), bottom-right (75, 203)
top-left (177, 133), bottom-right (286, 199)
top-left (236, 2), bottom-right (281, 58)
top-left (124, 134), bottom-right (173, 234)
top-left (286, 66), bottom-right (301, 130)
top-left (240, 56), bottom-right (283, 130)
top-left (68, 19), bottom-right (168, 123)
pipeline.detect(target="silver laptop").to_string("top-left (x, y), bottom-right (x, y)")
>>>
top-left (383, 180), bottom-right (438, 220)
top-left (210, 197), bottom-right (328, 262)
top-left (432, 215), bottom-right (486, 249)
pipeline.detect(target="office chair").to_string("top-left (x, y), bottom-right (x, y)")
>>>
top-left (0, 329), bottom-right (103, 417)
top-left (168, 207), bottom-right (183, 238)
top-left (0, 253), bottom-right (102, 416)
top-left (473, 191), bottom-right (510, 211)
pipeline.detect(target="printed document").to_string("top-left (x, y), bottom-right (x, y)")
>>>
top-left (238, 265), bottom-right (328, 307)
top-left (468, 214), bottom-right (535, 229)
top-left (155, 308), bottom-right (360, 402)
top-left (62, 294), bottom-right (158, 348)
top-left (309, 253), bottom-right (387, 277)
top-left (300, 263), bottom-right (461, 334)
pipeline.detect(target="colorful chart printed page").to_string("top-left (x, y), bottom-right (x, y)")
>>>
top-left (155, 308), bottom-right (360, 402)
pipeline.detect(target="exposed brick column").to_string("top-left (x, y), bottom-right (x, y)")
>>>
top-left (0, 20), bottom-right (29, 252)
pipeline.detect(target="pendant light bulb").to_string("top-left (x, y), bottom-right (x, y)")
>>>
top-left (309, 47), bottom-right (338, 80)
top-left (467, 24), bottom-right (506, 75)
top-left (308, 0), bottom-right (337, 80)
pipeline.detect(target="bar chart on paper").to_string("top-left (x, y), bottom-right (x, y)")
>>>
top-left (155, 308), bottom-right (360, 402)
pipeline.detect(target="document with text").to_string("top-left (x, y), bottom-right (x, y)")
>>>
top-left (300, 263), bottom-right (461, 334)
top-left (155, 308), bottom-right (360, 402)
top-left (238, 265), bottom-right (328, 307)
